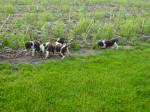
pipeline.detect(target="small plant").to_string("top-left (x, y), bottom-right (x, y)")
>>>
top-left (24, 13), bottom-right (36, 24)
top-left (1, 36), bottom-right (15, 48)
top-left (119, 20), bottom-right (140, 38)
top-left (2, 4), bottom-right (16, 14)
top-left (36, 20), bottom-right (44, 30)
top-left (17, 32), bottom-right (25, 48)
top-left (68, 29), bottom-right (75, 39)
top-left (39, 11), bottom-right (54, 22)
top-left (128, 38), bottom-right (138, 46)
top-left (75, 19), bottom-right (90, 35)
top-left (11, 18), bottom-right (23, 28)
top-left (41, 27), bottom-right (47, 42)
top-left (52, 22), bottom-right (66, 38)
top-left (0, 16), bottom-right (2, 24)
top-left (70, 40), bottom-right (82, 50)
top-left (144, 20), bottom-right (150, 34)
top-left (96, 23), bottom-right (115, 39)
top-left (118, 39), bottom-right (126, 46)
top-left (146, 39), bottom-right (150, 44)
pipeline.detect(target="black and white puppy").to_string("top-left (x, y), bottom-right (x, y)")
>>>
top-left (25, 40), bottom-right (41, 56)
top-left (45, 43), bottom-right (55, 59)
top-left (55, 43), bottom-right (70, 59)
top-left (55, 37), bottom-right (67, 46)
top-left (97, 38), bottom-right (119, 49)
top-left (40, 42), bottom-right (50, 54)
top-left (44, 43), bottom-right (70, 59)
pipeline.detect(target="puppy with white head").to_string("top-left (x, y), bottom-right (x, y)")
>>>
top-left (40, 42), bottom-right (50, 54)
top-left (97, 38), bottom-right (119, 49)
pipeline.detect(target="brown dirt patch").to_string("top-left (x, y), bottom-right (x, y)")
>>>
top-left (0, 46), bottom-right (133, 65)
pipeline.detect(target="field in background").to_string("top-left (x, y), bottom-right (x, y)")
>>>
top-left (0, 44), bottom-right (150, 112)
top-left (0, 0), bottom-right (150, 49)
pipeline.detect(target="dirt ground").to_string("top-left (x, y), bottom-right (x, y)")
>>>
top-left (0, 46), bottom-right (133, 65)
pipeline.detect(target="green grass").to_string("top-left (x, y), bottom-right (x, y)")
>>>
top-left (1, 44), bottom-right (150, 112)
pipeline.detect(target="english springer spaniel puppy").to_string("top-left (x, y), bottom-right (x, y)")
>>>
top-left (55, 37), bottom-right (66, 46)
top-left (25, 40), bottom-right (41, 56)
top-left (44, 42), bottom-right (70, 59)
top-left (97, 38), bottom-right (119, 49)
top-left (55, 43), bottom-right (70, 59)
top-left (45, 43), bottom-right (55, 59)
top-left (40, 42), bottom-right (50, 54)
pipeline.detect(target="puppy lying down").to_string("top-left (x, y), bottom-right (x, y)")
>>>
top-left (97, 38), bottom-right (119, 49)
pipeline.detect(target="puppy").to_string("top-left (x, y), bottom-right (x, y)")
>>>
top-left (25, 40), bottom-right (41, 56)
top-left (44, 43), bottom-right (55, 59)
top-left (97, 38), bottom-right (119, 49)
top-left (45, 43), bottom-right (70, 59)
top-left (40, 42), bottom-right (50, 54)
top-left (55, 43), bottom-right (70, 59)
top-left (55, 37), bottom-right (66, 46)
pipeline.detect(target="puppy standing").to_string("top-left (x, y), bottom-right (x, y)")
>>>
top-left (45, 43), bottom-right (55, 59)
top-left (97, 38), bottom-right (119, 49)
top-left (55, 38), bottom-right (72, 59)
top-left (25, 40), bottom-right (41, 56)
top-left (55, 43), bottom-right (70, 59)
top-left (40, 42), bottom-right (50, 54)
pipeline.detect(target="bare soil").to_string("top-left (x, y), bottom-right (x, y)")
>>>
top-left (0, 46), bottom-right (133, 65)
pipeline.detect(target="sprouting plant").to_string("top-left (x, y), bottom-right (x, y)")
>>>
top-left (24, 13), bottom-right (37, 24)
top-left (144, 19), bottom-right (150, 34)
top-left (75, 19), bottom-right (90, 35)
top-left (119, 20), bottom-right (140, 38)
top-left (52, 22), bottom-right (66, 38)
top-left (96, 23), bottom-right (115, 39)
top-left (17, 32), bottom-right (25, 48)
top-left (70, 40), bottom-right (82, 50)
top-left (39, 11), bottom-right (54, 22)
top-left (2, 4), bottom-right (16, 14)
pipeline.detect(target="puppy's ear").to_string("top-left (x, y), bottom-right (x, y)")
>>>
top-left (30, 42), bottom-right (33, 46)
top-left (39, 40), bottom-right (42, 43)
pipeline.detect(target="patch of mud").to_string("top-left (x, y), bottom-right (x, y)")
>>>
top-left (0, 46), bottom-right (133, 65)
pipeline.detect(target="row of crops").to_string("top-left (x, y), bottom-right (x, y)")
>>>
top-left (0, 0), bottom-right (150, 49)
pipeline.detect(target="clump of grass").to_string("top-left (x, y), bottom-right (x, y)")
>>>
top-left (52, 22), bottom-right (66, 38)
top-left (119, 20), bottom-right (140, 38)
top-left (144, 20), bottom-right (150, 35)
top-left (11, 18), bottom-right (23, 28)
top-left (24, 13), bottom-right (36, 24)
top-left (70, 40), bottom-right (82, 50)
top-left (35, 20), bottom-right (44, 30)
top-left (146, 39), bottom-right (150, 44)
top-left (39, 11), bottom-right (54, 22)
top-left (41, 26), bottom-right (47, 42)
top-left (128, 37), bottom-right (139, 46)
top-left (0, 16), bottom-right (2, 24)
top-left (17, 32), bottom-right (25, 48)
top-left (1, 36), bottom-right (15, 48)
top-left (96, 23), bottom-right (115, 39)
top-left (75, 19), bottom-right (90, 34)
top-left (1, 4), bottom-right (16, 14)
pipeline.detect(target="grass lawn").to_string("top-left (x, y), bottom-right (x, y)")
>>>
top-left (0, 45), bottom-right (150, 112)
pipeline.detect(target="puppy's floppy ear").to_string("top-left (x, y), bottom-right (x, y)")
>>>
top-left (39, 40), bottom-right (42, 43)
